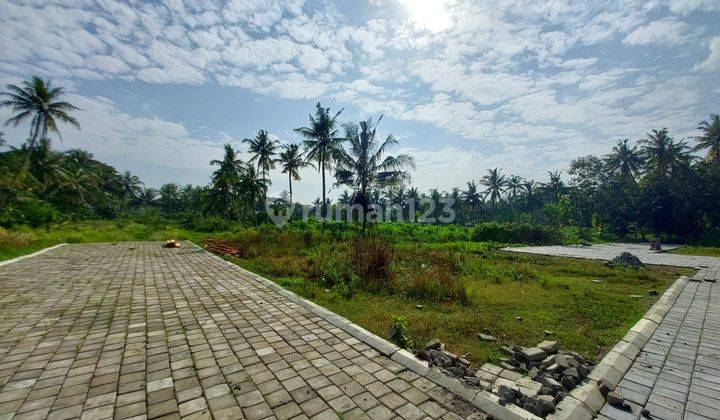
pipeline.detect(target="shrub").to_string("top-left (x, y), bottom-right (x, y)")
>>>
top-left (0, 228), bottom-right (38, 249)
top-left (470, 222), bottom-right (563, 245)
top-left (0, 200), bottom-right (58, 228)
top-left (308, 243), bottom-right (349, 287)
top-left (351, 236), bottom-right (394, 291)
top-left (401, 266), bottom-right (470, 304)
top-left (389, 316), bottom-right (414, 349)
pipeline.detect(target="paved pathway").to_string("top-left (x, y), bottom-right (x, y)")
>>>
top-left (507, 244), bottom-right (720, 420)
top-left (0, 242), bottom-right (485, 420)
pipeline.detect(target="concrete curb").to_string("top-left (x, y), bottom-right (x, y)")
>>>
top-left (0, 243), bottom-right (67, 268)
top-left (190, 241), bottom-right (540, 420)
top-left (548, 275), bottom-right (690, 420)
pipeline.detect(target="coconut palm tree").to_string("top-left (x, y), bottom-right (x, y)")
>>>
top-left (640, 128), bottom-right (690, 177)
top-left (243, 129), bottom-right (279, 180)
top-left (135, 187), bottom-right (158, 207)
top-left (605, 139), bottom-right (644, 179)
top-left (239, 165), bottom-right (270, 227)
top-left (481, 168), bottom-right (507, 209)
top-left (506, 175), bottom-right (524, 200)
top-left (694, 113), bottom-right (720, 164)
top-left (294, 103), bottom-right (344, 218)
top-left (119, 170), bottom-right (144, 212)
top-left (159, 183), bottom-right (181, 215)
top-left (462, 180), bottom-right (483, 219)
top-left (278, 143), bottom-right (310, 203)
top-left (334, 117), bottom-right (414, 232)
top-left (27, 138), bottom-right (67, 194)
top-left (0, 76), bottom-right (80, 177)
top-left (209, 144), bottom-right (244, 218)
top-left (543, 170), bottom-right (565, 204)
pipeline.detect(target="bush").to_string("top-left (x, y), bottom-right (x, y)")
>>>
top-left (0, 200), bottom-right (58, 228)
top-left (389, 316), bottom-right (414, 349)
top-left (470, 222), bottom-right (563, 245)
top-left (180, 213), bottom-right (234, 232)
top-left (308, 243), bottom-right (350, 287)
top-left (0, 228), bottom-right (38, 249)
top-left (401, 266), bottom-right (469, 304)
top-left (351, 237), bottom-right (394, 291)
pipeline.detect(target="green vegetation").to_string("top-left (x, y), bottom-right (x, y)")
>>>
top-left (0, 220), bottom-right (691, 366)
top-left (669, 246), bottom-right (720, 257)
top-left (1, 76), bottom-right (719, 245)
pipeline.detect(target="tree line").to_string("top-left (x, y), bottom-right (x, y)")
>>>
top-left (1, 76), bottom-right (719, 242)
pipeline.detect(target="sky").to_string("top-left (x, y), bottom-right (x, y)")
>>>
top-left (0, 0), bottom-right (719, 203)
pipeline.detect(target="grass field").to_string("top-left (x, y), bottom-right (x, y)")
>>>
top-left (0, 220), bottom-right (692, 366)
top-left (669, 246), bottom-right (720, 257)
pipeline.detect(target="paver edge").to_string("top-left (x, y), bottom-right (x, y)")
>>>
top-left (188, 240), bottom-right (540, 420)
top-left (0, 243), bottom-right (67, 268)
top-left (549, 275), bottom-right (690, 420)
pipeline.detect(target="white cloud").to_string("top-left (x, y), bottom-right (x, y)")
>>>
top-left (694, 36), bottom-right (720, 72)
top-left (623, 18), bottom-right (689, 46)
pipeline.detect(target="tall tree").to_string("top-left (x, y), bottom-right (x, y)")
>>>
top-left (294, 103), bottom-right (344, 218)
top-left (209, 144), bottom-right (243, 218)
top-left (159, 183), bottom-right (181, 215)
top-left (543, 170), bottom-right (565, 204)
top-left (119, 170), bottom-right (143, 212)
top-left (694, 113), bottom-right (720, 164)
top-left (605, 139), bottom-right (644, 179)
top-left (243, 129), bottom-right (279, 180)
top-left (278, 143), bottom-right (310, 203)
top-left (239, 165), bottom-right (269, 227)
top-left (334, 117), bottom-right (414, 231)
top-left (640, 128), bottom-right (689, 177)
top-left (506, 175), bottom-right (524, 200)
top-left (481, 168), bottom-right (507, 210)
top-left (462, 180), bottom-right (483, 219)
top-left (0, 76), bottom-right (80, 177)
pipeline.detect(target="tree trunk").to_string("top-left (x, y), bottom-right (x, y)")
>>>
top-left (288, 172), bottom-right (293, 203)
top-left (321, 158), bottom-right (326, 220)
top-left (14, 114), bottom-right (43, 182)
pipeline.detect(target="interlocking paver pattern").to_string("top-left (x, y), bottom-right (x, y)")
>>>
top-left (0, 242), bottom-right (484, 419)
top-left (507, 243), bottom-right (720, 420)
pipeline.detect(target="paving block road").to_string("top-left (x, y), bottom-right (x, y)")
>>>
top-left (0, 242), bottom-right (485, 420)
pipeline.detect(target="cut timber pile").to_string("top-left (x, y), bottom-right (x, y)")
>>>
top-left (203, 238), bottom-right (242, 256)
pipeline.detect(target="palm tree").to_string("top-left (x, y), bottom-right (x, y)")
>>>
top-left (135, 187), bottom-right (158, 207)
top-left (65, 149), bottom-right (94, 168)
top-left (640, 128), bottom-right (690, 177)
top-left (694, 113), bottom-right (720, 164)
top-left (334, 117), bottom-right (414, 232)
top-left (481, 168), bottom-right (507, 209)
top-left (239, 165), bottom-right (270, 226)
top-left (27, 138), bottom-right (67, 194)
top-left (119, 170), bottom-right (144, 211)
top-left (209, 144), bottom-right (244, 218)
top-left (462, 180), bottom-right (483, 219)
top-left (0, 76), bottom-right (80, 177)
top-left (0, 131), bottom-right (5, 147)
top-left (543, 170), bottom-right (565, 204)
top-left (605, 139), bottom-right (644, 179)
top-left (243, 129), bottom-right (279, 180)
top-left (506, 175), bottom-right (524, 200)
top-left (159, 183), bottom-right (181, 215)
top-left (294, 103), bottom-right (344, 218)
top-left (278, 143), bottom-right (310, 203)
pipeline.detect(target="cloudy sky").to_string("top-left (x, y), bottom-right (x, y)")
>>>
top-left (1, 0), bottom-right (719, 202)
